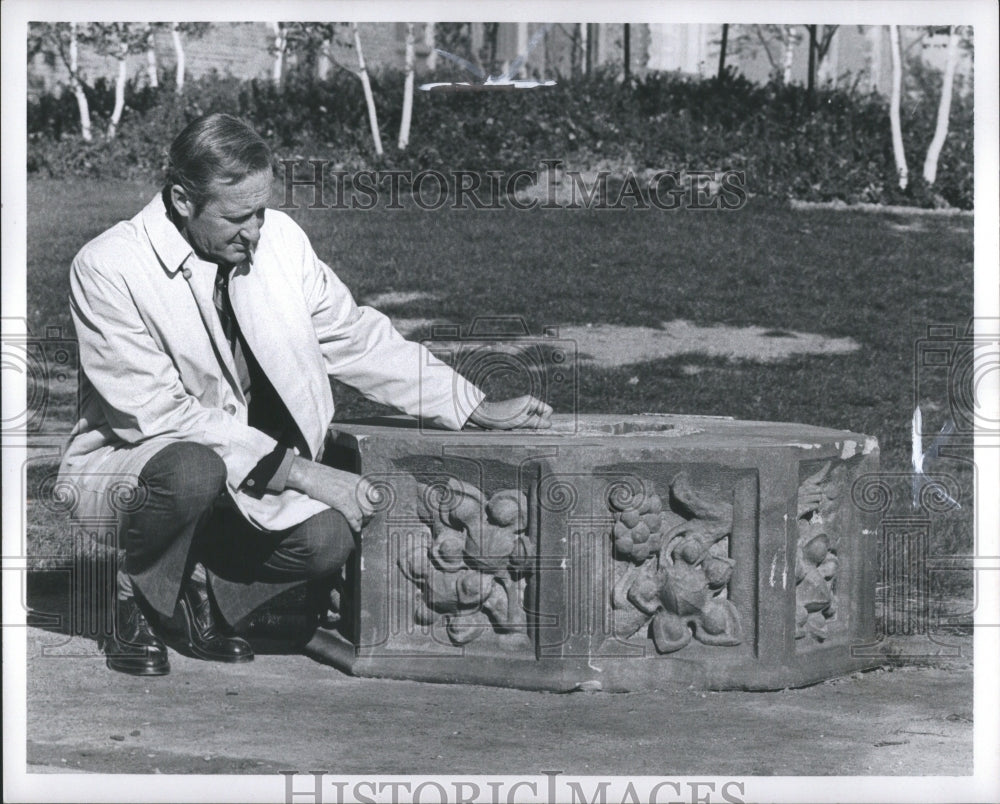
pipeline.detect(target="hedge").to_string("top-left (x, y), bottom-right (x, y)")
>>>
top-left (27, 62), bottom-right (973, 210)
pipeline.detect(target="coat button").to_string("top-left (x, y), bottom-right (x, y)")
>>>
top-left (223, 403), bottom-right (237, 415)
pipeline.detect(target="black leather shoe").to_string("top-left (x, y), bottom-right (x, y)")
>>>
top-left (104, 596), bottom-right (170, 676)
top-left (173, 577), bottom-right (254, 663)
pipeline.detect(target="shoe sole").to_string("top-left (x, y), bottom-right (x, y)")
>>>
top-left (185, 642), bottom-right (254, 663)
top-left (106, 658), bottom-right (171, 676)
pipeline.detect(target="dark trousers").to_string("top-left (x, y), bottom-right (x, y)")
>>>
top-left (120, 442), bottom-right (354, 626)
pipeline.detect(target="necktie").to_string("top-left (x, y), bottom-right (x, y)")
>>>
top-left (213, 266), bottom-right (251, 400)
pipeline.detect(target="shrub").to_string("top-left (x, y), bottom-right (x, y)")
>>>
top-left (26, 63), bottom-right (974, 209)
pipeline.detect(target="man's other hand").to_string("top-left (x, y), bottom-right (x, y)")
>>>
top-left (286, 458), bottom-right (376, 532)
top-left (467, 396), bottom-right (553, 430)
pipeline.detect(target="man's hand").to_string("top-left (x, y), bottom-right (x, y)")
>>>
top-left (286, 457), bottom-right (375, 532)
top-left (467, 395), bottom-right (553, 430)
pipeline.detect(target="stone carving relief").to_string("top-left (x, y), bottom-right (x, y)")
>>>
top-left (398, 477), bottom-right (532, 648)
top-left (795, 461), bottom-right (846, 641)
top-left (608, 472), bottom-right (743, 653)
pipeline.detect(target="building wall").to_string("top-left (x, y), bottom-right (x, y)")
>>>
top-left (27, 21), bottom-right (972, 100)
top-left (27, 22), bottom-right (412, 98)
top-left (29, 23), bottom-right (274, 96)
top-left (644, 24), bottom-right (972, 95)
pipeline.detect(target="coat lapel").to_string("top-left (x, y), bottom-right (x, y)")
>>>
top-left (141, 192), bottom-right (244, 404)
top-left (227, 260), bottom-right (329, 459)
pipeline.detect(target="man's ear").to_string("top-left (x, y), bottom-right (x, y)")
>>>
top-left (169, 184), bottom-right (195, 220)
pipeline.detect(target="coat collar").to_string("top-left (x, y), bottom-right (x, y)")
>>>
top-left (140, 190), bottom-right (194, 275)
top-left (140, 190), bottom-right (256, 278)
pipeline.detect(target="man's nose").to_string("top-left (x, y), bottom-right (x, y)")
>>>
top-left (239, 219), bottom-right (262, 244)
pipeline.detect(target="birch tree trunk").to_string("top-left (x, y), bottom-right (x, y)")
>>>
top-left (516, 23), bottom-right (529, 77)
top-left (424, 23), bottom-right (437, 70)
top-left (352, 23), bottom-right (383, 157)
top-left (922, 26), bottom-right (960, 186)
top-left (271, 22), bottom-right (285, 88)
top-left (317, 38), bottom-right (332, 80)
top-left (147, 48), bottom-right (158, 87)
top-left (108, 45), bottom-right (128, 138)
top-left (888, 25), bottom-right (908, 189)
top-left (398, 23), bottom-right (415, 150)
top-left (171, 23), bottom-right (186, 93)
top-left (145, 25), bottom-right (158, 87)
top-left (69, 23), bottom-right (92, 142)
top-left (782, 25), bottom-right (795, 83)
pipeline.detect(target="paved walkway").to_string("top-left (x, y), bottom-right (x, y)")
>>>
top-left (22, 626), bottom-right (973, 778)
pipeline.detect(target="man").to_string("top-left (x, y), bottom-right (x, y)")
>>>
top-left (59, 113), bottom-right (551, 676)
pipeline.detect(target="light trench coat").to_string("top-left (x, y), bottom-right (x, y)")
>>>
top-left (58, 193), bottom-right (484, 532)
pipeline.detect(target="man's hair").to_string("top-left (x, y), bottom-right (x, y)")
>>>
top-left (164, 113), bottom-right (273, 213)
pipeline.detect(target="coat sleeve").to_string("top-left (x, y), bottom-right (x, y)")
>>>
top-left (294, 227), bottom-right (484, 430)
top-left (69, 246), bottom-right (280, 486)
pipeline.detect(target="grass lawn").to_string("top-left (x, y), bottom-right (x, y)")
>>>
top-left (24, 177), bottom-right (975, 596)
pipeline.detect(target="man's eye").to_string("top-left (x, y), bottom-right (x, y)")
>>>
top-left (227, 210), bottom-right (264, 224)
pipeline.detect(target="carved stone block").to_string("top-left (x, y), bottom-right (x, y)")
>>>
top-left (306, 414), bottom-right (881, 691)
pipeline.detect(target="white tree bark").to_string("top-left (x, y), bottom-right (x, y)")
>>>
top-left (171, 23), bottom-right (186, 93)
top-left (108, 45), bottom-right (128, 138)
top-left (145, 25), bottom-right (158, 87)
top-left (888, 25), bottom-right (908, 189)
top-left (424, 23), bottom-right (437, 69)
top-left (352, 23), bottom-right (383, 157)
top-left (69, 23), bottom-right (92, 142)
top-left (147, 48), bottom-right (158, 87)
top-left (271, 22), bottom-right (285, 88)
top-left (782, 25), bottom-right (795, 83)
top-left (317, 38), bottom-right (332, 80)
top-left (922, 26), bottom-right (960, 186)
top-left (398, 23), bottom-right (415, 150)
top-left (516, 23), bottom-right (529, 77)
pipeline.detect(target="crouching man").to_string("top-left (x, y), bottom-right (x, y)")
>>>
top-left (58, 113), bottom-right (551, 675)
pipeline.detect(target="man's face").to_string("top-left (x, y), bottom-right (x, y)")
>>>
top-left (172, 169), bottom-right (272, 267)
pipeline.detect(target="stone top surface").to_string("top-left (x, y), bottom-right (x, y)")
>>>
top-left (330, 414), bottom-right (878, 455)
